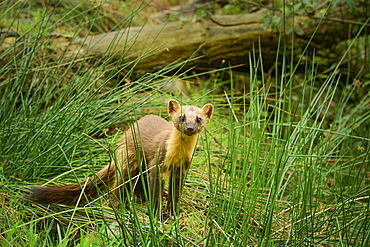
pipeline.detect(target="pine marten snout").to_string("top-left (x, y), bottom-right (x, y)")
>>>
top-left (25, 99), bottom-right (214, 218)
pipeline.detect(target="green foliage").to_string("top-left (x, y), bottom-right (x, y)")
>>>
top-left (262, 0), bottom-right (362, 36)
top-left (1, 0), bottom-right (143, 36)
top-left (1, 0), bottom-right (369, 246)
top-left (346, 0), bottom-right (357, 13)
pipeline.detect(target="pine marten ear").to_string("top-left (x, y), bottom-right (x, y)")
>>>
top-left (202, 103), bottom-right (214, 119)
top-left (168, 99), bottom-right (181, 117)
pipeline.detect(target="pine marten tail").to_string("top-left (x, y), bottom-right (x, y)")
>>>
top-left (25, 164), bottom-right (116, 206)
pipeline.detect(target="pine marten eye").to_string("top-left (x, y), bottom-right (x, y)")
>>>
top-left (196, 117), bottom-right (202, 123)
top-left (179, 115), bottom-right (185, 122)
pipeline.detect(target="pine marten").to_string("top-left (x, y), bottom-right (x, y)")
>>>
top-left (25, 99), bottom-right (214, 216)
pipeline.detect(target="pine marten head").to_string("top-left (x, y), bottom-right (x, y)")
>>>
top-left (168, 99), bottom-right (214, 136)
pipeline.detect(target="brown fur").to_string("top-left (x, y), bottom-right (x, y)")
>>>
top-left (25, 99), bottom-right (214, 215)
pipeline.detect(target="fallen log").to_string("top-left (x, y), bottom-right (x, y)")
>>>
top-left (68, 3), bottom-right (368, 76)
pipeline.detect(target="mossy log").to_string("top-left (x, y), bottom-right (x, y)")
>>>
top-left (69, 4), bottom-right (368, 76)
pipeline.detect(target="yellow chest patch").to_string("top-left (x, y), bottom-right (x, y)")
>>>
top-left (162, 130), bottom-right (199, 181)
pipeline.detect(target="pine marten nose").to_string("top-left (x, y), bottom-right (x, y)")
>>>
top-left (183, 124), bottom-right (196, 136)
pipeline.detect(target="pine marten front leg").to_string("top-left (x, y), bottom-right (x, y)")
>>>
top-left (164, 163), bottom-right (188, 217)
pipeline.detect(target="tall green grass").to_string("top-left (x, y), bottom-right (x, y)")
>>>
top-left (203, 58), bottom-right (369, 246)
top-left (1, 1), bottom-right (369, 246)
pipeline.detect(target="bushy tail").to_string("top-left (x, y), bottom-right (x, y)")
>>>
top-left (25, 164), bottom-right (116, 206)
